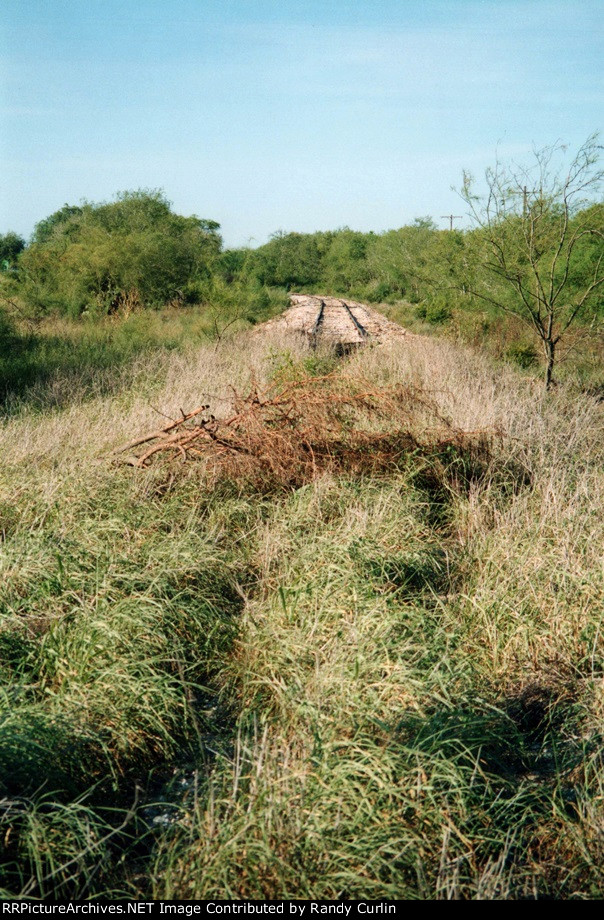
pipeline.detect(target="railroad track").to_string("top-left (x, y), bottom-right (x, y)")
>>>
top-left (303, 296), bottom-right (371, 350)
top-left (258, 293), bottom-right (410, 347)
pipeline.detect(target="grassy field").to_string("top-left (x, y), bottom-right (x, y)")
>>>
top-left (0, 287), bottom-right (289, 414)
top-left (0, 309), bottom-right (602, 898)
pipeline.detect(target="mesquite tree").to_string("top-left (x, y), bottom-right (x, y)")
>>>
top-left (460, 135), bottom-right (604, 389)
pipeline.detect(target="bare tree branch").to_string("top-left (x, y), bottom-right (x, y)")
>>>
top-left (457, 134), bottom-right (603, 390)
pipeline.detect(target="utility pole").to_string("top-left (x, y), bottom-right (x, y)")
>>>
top-left (441, 214), bottom-right (463, 231)
top-left (522, 186), bottom-right (528, 217)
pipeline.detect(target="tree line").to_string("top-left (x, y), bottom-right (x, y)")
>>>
top-left (2, 137), bottom-right (602, 389)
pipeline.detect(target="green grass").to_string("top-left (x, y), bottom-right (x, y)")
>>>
top-left (152, 470), bottom-right (602, 899)
top-left (0, 285), bottom-right (288, 414)
top-left (0, 318), bottom-right (602, 899)
top-left (0, 461), bottom-right (264, 895)
top-left (0, 310), bottom-right (225, 413)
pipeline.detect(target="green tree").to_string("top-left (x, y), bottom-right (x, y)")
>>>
top-left (365, 220), bottom-right (473, 309)
top-left (31, 205), bottom-right (84, 244)
top-left (322, 230), bottom-right (370, 292)
top-left (0, 232), bottom-right (26, 269)
top-left (19, 191), bottom-right (222, 316)
top-left (460, 135), bottom-right (604, 389)
top-left (245, 231), bottom-right (324, 289)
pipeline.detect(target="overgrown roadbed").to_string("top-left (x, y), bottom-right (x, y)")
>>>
top-left (0, 327), bottom-right (602, 898)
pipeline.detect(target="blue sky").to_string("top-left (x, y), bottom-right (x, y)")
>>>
top-left (1, 0), bottom-right (602, 246)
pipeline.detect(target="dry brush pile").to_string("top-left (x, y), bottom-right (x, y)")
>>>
top-left (113, 372), bottom-right (501, 492)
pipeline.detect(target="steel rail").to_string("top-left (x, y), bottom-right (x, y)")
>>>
top-left (341, 300), bottom-right (370, 339)
top-left (310, 299), bottom-right (326, 346)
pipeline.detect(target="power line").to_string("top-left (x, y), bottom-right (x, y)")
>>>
top-left (441, 214), bottom-right (463, 231)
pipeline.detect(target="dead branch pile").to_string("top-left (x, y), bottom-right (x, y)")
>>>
top-left (114, 374), bottom-right (499, 491)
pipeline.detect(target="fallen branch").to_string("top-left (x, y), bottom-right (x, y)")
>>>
top-left (113, 407), bottom-right (209, 454)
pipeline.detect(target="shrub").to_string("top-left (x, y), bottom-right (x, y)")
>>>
top-left (365, 281), bottom-right (394, 303)
top-left (18, 191), bottom-right (222, 317)
top-left (0, 233), bottom-right (25, 269)
top-left (505, 341), bottom-right (539, 369)
top-left (426, 303), bottom-right (453, 324)
top-left (414, 301), bottom-right (452, 324)
top-left (414, 303), bottom-right (428, 320)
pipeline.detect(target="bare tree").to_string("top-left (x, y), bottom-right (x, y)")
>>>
top-left (460, 134), bottom-right (604, 389)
